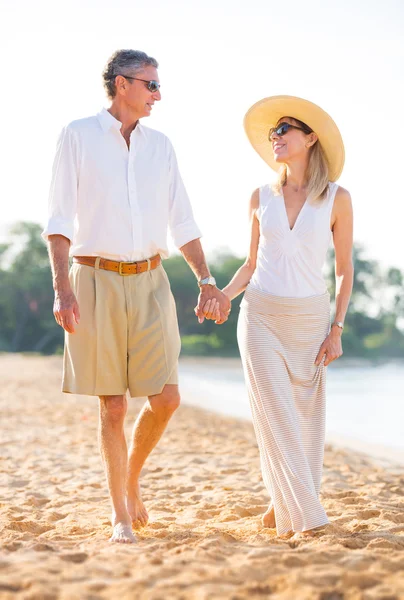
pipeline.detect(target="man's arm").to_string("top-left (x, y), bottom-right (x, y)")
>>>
top-left (166, 140), bottom-right (230, 324)
top-left (48, 234), bottom-right (80, 333)
top-left (43, 124), bottom-right (80, 333)
top-left (180, 238), bottom-right (231, 324)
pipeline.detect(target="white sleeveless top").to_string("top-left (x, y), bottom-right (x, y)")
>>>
top-left (249, 182), bottom-right (338, 298)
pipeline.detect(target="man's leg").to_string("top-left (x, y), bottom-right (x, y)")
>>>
top-left (99, 394), bottom-right (136, 543)
top-left (126, 384), bottom-right (180, 526)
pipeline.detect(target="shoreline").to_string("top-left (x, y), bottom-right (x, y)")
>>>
top-left (178, 356), bottom-right (404, 469)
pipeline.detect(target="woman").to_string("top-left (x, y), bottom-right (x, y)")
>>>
top-left (204, 96), bottom-right (353, 540)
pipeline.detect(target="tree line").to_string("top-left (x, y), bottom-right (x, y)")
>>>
top-left (0, 222), bottom-right (403, 359)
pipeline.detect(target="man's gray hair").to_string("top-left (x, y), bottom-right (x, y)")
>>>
top-left (102, 49), bottom-right (159, 99)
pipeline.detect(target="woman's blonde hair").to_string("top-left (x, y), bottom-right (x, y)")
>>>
top-left (272, 117), bottom-right (330, 202)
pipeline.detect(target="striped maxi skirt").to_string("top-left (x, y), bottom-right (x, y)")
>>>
top-left (237, 285), bottom-right (331, 536)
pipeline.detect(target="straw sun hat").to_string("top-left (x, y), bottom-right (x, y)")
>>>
top-left (243, 95), bottom-right (345, 182)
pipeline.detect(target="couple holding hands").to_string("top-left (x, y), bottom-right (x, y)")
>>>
top-left (43, 49), bottom-right (353, 543)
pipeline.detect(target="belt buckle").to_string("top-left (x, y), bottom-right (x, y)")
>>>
top-left (118, 261), bottom-right (134, 276)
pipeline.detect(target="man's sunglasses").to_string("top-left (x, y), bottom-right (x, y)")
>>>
top-left (268, 122), bottom-right (312, 141)
top-left (118, 75), bottom-right (160, 93)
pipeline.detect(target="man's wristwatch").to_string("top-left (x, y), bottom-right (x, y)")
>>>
top-left (331, 321), bottom-right (344, 331)
top-left (198, 276), bottom-right (216, 287)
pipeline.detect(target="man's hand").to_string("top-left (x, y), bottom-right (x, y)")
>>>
top-left (315, 328), bottom-right (343, 367)
top-left (53, 287), bottom-right (80, 333)
top-left (194, 286), bottom-right (231, 325)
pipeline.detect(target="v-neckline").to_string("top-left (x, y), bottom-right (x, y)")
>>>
top-left (280, 191), bottom-right (308, 232)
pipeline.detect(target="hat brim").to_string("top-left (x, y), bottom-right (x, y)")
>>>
top-left (243, 95), bottom-right (345, 182)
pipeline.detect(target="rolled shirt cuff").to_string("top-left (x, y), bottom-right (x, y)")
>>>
top-left (41, 218), bottom-right (74, 244)
top-left (171, 221), bottom-right (203, 249)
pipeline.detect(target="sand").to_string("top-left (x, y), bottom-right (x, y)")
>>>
top-left (0, 354), bottom-right (403, 600)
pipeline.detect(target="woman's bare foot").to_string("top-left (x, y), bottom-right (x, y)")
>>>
top-left (261, 504), bottom-right (276, 528)
top-left (109, 521), bottom-right (136, 544)
top-left (290, 524), bottom-right (329, 541)
top-left (127, 483), bottom-right (149, 528)
top-left (278, 530), bottom-right (294, 540)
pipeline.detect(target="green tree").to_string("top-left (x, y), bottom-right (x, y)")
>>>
top-left (0, 222), bottom-right (63, 353)
top-left (0, 222), bottom-right (403, 359)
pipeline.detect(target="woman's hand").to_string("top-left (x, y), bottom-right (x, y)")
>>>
top-left (201, 291), bottom-right (231, 324)
top-left (315, 327), bottom-right (343, 367)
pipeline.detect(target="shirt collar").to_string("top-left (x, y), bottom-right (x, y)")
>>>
top-left (97, 108), bottom-right (123, 132)
top-left (97, 108), bottom-right (142, 136)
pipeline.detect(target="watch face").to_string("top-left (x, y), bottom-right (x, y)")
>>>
top-left (200, 276), bottom-right (216, 286)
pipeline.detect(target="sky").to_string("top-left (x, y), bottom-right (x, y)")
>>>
top-left (1, 0), bottom-right (404, 269)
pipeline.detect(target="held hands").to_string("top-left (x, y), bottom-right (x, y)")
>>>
top-left (194, 286), bottom-right (231, 325)
top-left (315, 326), bottom-right (343, 367)
top-left (53, 288), bottom-right (80, 333)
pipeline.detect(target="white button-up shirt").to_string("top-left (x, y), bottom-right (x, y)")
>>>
top-left (42, 108), bottom-right (202, 261)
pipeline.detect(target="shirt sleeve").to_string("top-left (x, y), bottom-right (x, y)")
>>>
top-left (167, 141), bottom-right (202, 248)
top-left (41, 126), bottom-right (79, 244)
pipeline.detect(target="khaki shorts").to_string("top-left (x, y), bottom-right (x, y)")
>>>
top-left (63, 262), bottom-right (181, 397)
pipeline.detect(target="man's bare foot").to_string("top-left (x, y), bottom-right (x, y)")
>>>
top-left (127, 483), bottom-right (149, 528)
top-left (261, 504), bottom-right (276, 528)
top-left (109, 522), bottom-right (136, 544)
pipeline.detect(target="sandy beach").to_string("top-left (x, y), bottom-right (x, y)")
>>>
top-left (1, 354), bottom-right (403, 600)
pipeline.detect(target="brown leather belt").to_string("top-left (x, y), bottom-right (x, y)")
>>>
top-left (73, 254), bottom-right (161, 276)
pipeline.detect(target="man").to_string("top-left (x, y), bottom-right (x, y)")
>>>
top-left (43, 49), bottom-right (231, 543)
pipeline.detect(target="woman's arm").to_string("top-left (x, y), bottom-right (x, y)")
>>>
top-left (222, 188), bottom-right (261, 300)
top-left (315, 186), bottom-right (354, 366)
top-left (331, 187), bottom-right (354, 328)
top-left (202, 188), bottom-right (260, 322)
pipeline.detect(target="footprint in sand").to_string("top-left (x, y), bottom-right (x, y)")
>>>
top-left (344, 573), bottom-right (380, 590)
top-left (355, 509), bottom-right (381, 520)
top-left (7, 520), bottom-right (54, 534)
top-left (60, 552), bottom-right (89, 563)
top-left (25, 495), bottom-right (51, 507)
top-left (352, 523), bottom-right (370, 532)
top-left (328, 490), bottom-right (358, 499)
top-left (318, 592), bottom-right (344, 600)
top-left (189, 457), bottom-right (204, 464)
top-left (0, 583), bottom-right (23, 594)
top-left (176, 486), bottom-right (196, 494)
top-left (9, 479), bottom-right (30, 488)
top-left (246, 585), bottom-right (273, 596)
top-left (381, 510), bottom-right (404, 524)
top-left (340, 537), bottom-right (368, 549)
top-left (232, 505), bottom-right (254, 518)
top-left (7, 515), bottom-right (26, 522)
top-left (147, 522), bottom-right (165, 530)
top-left (46, 511), bottom-right (67, 522)
top-left (220, 468), bottom-right (244, 475)
top-left (87, 581), bottom-right (107, 592)
top-left (195, 510), bottom-right (213, 520)
top-left (366, 537), bottom-right (404, 550)
top-left (340, 496), bottom-right (367, 505)
top-left (32, 543), bottom-right (55, 552)
top-left (2, 542), bottom-right (22, 552)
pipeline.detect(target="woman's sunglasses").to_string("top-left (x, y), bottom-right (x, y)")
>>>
top-left (268, 122), bottom-right (312, 141)
top-left (118, 75), bottom-right (160, 93)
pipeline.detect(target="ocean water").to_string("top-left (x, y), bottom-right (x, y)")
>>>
top-left (178, 359), bottom-right (404, 456)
